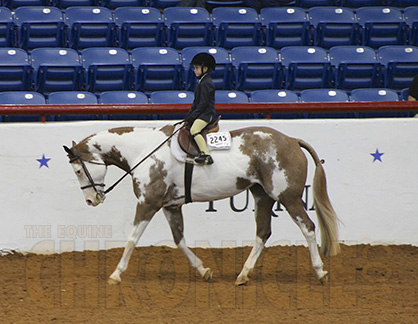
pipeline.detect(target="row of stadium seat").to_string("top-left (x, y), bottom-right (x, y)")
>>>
top-left (296, 0), bottom-right (415, 7)
top-left (0, 88), bottom-right (407, 104)
top-left (1, 6), bottom-right (418, 50)
top-left (0, 0), bottom-right (416, 10)
top-left (1, 45), bottom-right (417, 95)
top-left (0, 88), bottom-right (410, 122)
top-left (245, 0), bottom-right (417, 11)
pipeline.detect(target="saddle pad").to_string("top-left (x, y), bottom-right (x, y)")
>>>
top-left (171, 133), bottom-right (188, 163)
top-left (171, 131), bottom-right (232, 163)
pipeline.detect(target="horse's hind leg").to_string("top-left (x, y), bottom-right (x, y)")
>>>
top-left (163, 206), bottom-right (213, 281)
top-left (283, 198), bottom-right (328, 283)
top-left (236, 185), bottom-right (274, 286)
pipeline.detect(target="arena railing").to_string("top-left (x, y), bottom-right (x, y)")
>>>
top-left (0, 101), bottom-right (417, 122)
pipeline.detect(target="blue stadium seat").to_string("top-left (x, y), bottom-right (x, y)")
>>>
top-left (340, 0), bottom-right (383, 6)
top-left (350, 88), bottom-right (405, 117)
top-left (3, 0), bottom-right (50, 9)
top-left (280, 46), bottom-right (333, 90)
top-left (404, 6), bottom-right (418, 46)
top-left (300, 88), bottom-right (349, 102)
top-left (48, 91), bottom-right (98, 104)
top-left (260, 7), bottom-right (311, 48)
top-left (149, 90), bottom-right (194, 103)
top-left (149, 90), bottom-right (193, 119)
top-left (49, 91), bottom-right (102, 121)
top-left (164, 7), bottom-right (213, 49)
top-left (308, 7), bottom-right (360, 48)
top-left (215, 90), bottom-right (248, 103)
top-left (387, 0), bottom-right (418, 7)
top-left (356, 7), bottom-right (408, 48)
top-left (31, 48), bottom-right (84, 94)
top-left (206, 0), bottom-right (244, 11)
top-left (399, 88), bottom-right (409, 101)
top-left (377, 45), bottom-right (418, 89)
top-left (114, 7), bottom-right (164, 50)
top-left (242, 0), bottom-right (262, 11)
top-left (295, 0), bottom-right (339, 7)
top-left (103, 0), bottom-right (146, 9)
top-left (14, 7), bottom-right (65, 51)
top-left (100, 91), bottom-right (148, 104)
top-left (0, 48), bottom-right (32, 91)
top-left (216, 90), bottom-right (252, 119)
top-left (0, 91), bottom-right (45, 104)
top-left (100, 91), bottom-right (150, 120)
top-left (147, 0), bottom-right (181, 9)
top-left (251, 89), bottom-right (300, 118)
top-left (300, 88), bottom-right (352, 118)
top-left (329, 46), bottom-right (382, 90)
top-left (231, 46), bottom-right (282, 93)
top-left (350, 88), bottom-right (399, 101)
top-left (0, 91), bottom-right (46, 122)
top-left (81, 47), bottom-right (134, 93)
top-left (131, 47), bottom-right (182, 93)
top-left (181, 46), bottom-right (232, 91)
top-left (251, 89), bottom-right (299, 103)
top-left (65, 7), bottom-right (117, 51)
top-left (212, 7), bottom-right (262, 49)
top-left (55, 0), bottom-right (99, 9)
top-left (0, 7), bottom-right (14, 47)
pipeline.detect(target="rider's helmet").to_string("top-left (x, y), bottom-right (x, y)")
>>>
top-left (190, 52), bottom-right (216, 72)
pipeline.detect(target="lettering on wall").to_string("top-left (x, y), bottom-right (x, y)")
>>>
top-left (206, 185), bottom-right (314, 214)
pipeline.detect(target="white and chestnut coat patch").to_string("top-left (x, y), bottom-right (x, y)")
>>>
top-left (65, 125), bottom-right (340, 286)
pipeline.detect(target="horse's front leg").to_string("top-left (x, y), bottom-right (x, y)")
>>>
top-left (108, 202), bottom-right (157, 285)
top-left (163, 206), bottom-right (213, 281)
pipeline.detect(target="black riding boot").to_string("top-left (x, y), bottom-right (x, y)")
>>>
top-left (195, 153), bottom-right (214, 165)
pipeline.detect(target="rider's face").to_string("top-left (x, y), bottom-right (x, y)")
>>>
top-left (193, 65), bottom-right (207, 78)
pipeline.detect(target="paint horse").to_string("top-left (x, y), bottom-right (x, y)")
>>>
top-left (64, 125), bottom-right (340, 286)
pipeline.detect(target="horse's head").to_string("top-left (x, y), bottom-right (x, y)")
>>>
top-left (64, 142), bottom-right (107, 207)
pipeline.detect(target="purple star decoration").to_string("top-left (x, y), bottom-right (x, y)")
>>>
top-left (370, 149), bottom-right (384, 163)
top-left (37, 154), bottom-right (51, 168)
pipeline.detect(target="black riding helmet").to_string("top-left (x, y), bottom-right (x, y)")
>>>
top-left (190, 52), bottom-right (216, 72)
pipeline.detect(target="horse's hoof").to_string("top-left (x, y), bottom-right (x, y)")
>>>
top-left (319, 271), bottom-right (329, 285)
top-left (107, 277), bottom-right (121, 286)
top-left (203, 268), bottom-right (213, 282)
top-left (235, 275), bottom-right (249, 286)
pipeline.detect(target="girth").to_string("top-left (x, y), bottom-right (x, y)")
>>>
top-left (180, 116), bottom-right (220, 204)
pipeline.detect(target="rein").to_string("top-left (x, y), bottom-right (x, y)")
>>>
top-left (66, 123), bottom-right (184, 197)
top-left (104, 123), bottom-right (184, 195)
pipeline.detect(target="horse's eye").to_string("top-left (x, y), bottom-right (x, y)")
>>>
top-left (76, 170), bottom-right (82, 175)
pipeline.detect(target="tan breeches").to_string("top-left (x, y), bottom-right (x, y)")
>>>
top-left (190, 119), bottom-right (210, 155)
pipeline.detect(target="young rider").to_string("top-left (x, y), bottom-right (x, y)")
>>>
top-left (184, 53), bottom-right (216, 165)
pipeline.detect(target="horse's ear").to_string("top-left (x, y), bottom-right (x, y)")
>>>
top-left (63, 145), bottom-right (75, 158)
top-left (72, 140), bottom-right (77, 147)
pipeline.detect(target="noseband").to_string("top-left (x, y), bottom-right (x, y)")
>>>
top-left (68, 149), bottom-right (107, 195)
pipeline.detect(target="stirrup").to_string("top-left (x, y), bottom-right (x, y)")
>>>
top-left (195, 153), bottom-right (214, 165)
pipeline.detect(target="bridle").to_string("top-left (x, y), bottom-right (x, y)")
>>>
top-left (67, 148), bottom-right (107, 200)
top-left (64, 122), bottom-right (184, 198)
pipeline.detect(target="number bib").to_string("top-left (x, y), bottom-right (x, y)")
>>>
top-left (206, 132), bottom-right (231, 150)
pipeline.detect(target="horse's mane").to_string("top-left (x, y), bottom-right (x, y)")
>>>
top-left (105, 125), bottom-right (175, 137)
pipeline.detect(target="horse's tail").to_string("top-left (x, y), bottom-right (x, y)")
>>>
top-left (298, 139), bottom-right (341, 257)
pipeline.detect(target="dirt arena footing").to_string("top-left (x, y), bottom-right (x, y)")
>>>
top-left (1, 244), bottom-right (417, 323)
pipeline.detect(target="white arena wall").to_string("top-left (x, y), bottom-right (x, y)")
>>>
top-left (1, 118), bottom-right (417, 254)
